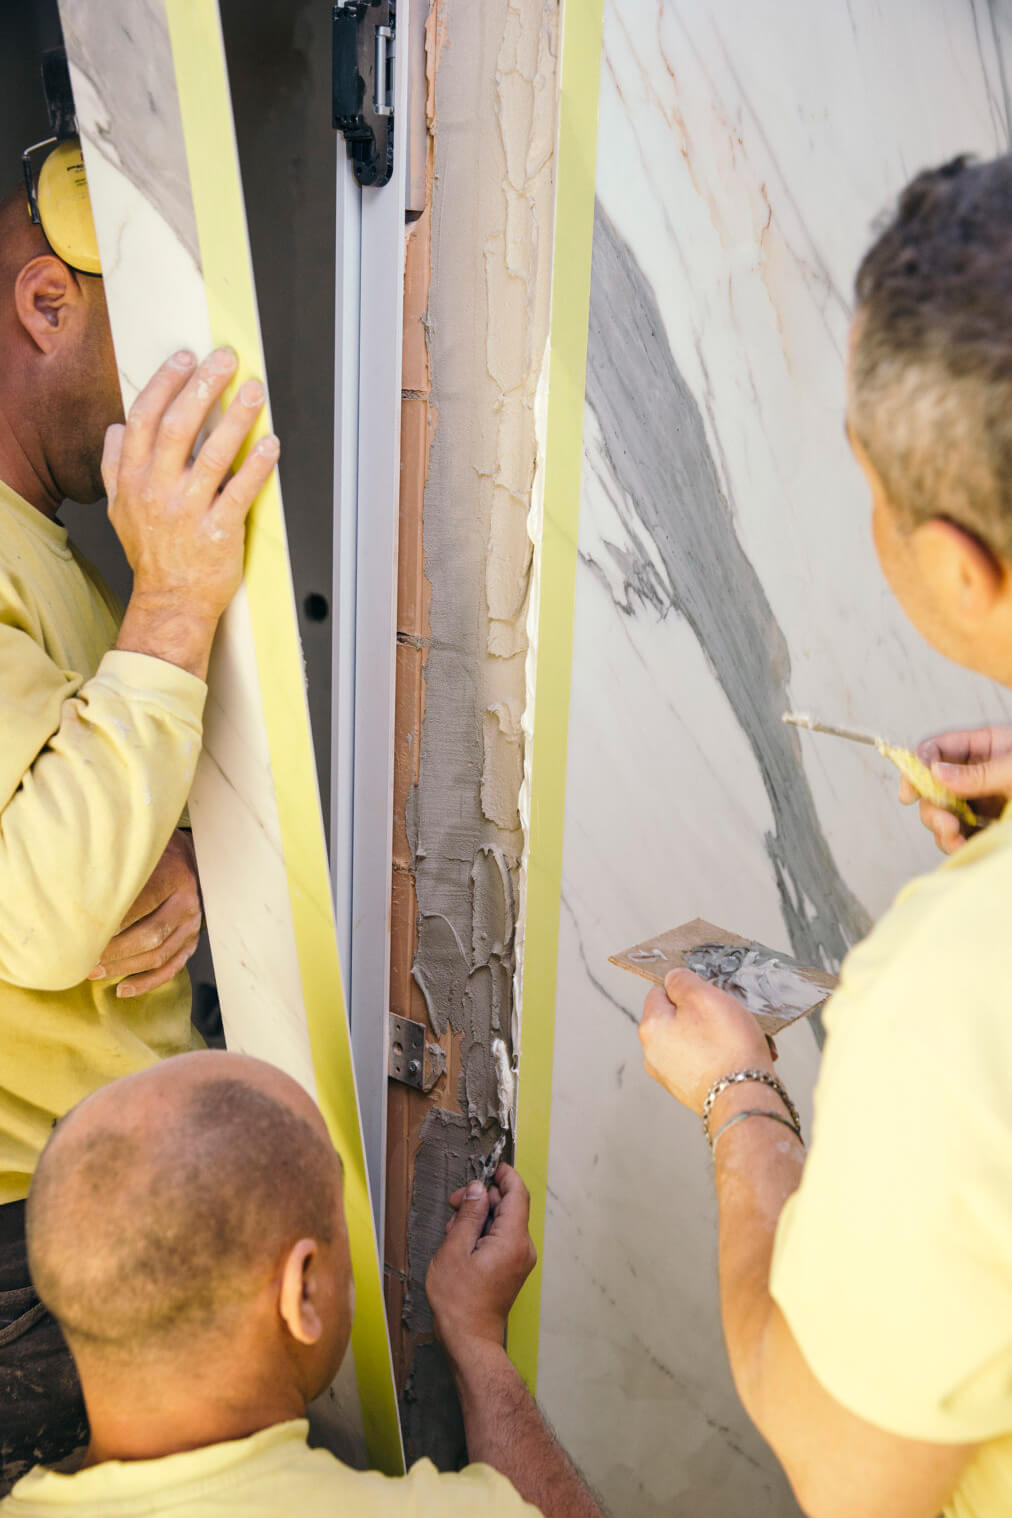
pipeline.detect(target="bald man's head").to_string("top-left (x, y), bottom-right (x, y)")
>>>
top-left (26, 1054), bottom-right (349, 1372)
top-left (0, 182), bottom-right (122, 507)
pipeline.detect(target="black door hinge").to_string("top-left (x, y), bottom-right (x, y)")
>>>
top-left (332, 0), bottom-right (395, 188)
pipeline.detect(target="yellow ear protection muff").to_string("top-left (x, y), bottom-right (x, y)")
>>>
top-left (22, 135), bottom-right (102, 278)
top-left (21, 50), bottom-right (101, 278)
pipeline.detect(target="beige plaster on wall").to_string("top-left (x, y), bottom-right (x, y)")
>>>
top-left (401, 0), bottom-right (560, 1463)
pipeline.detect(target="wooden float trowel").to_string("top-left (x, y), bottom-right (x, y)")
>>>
top-left (610, 919), bottom-right (837, 1036)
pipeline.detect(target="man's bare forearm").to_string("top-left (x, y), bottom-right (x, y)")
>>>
top-left (116, 591), bottom-right (219, 682)
top-left (451, 1341), bottom-right (605, 1517)
top-left (713, 1102), bottom-right (972, 1518)
top-left (711, 1084), bottom-right (805, 1418)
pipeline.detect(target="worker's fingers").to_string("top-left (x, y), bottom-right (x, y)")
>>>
top-left (663, 967), bottom-right (706, 1006)
top-left (113, 871), bottom-right (179, 937)
top-left (646, 983), bottom-right (676, 1056)
top-left (921, 800), bottom-right (965, 855)
top-left (487, 1164), bottom-right (530, 1239)
top-left (930, 749), bottom-right (1012, 799)
top-left (113, 931), bottom-right (201, 999)
top-left (150, 349), bottom-right (238, 477)
top-left (448, 1179), bottom-right (504, 1213)
top-left (916, 728), bottom-right (1005, 768)
top-left (898, 774), bottom-right (918, 806)
top-left (106, 830), bottom-right (199, 939)
top-left (118, 350), bottom-right (197, 473)
top-left (185, 379), bottom-right (266, 503)
top-left (100, 424), bottom-right (125, 504)
top-left (440, 1182), bottom-right (490, 1258)
top-left (95, 891), bottom-right (195, 967)
top-left (208, 433), bottom-right (280, 528)
top-left (639, 985), bottom-right (677, 1047)
top-left (94, 903), bottom-right (201, 981)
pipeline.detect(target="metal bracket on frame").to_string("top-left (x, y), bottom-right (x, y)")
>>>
top-left (388, 1013), bottom-right (445, 1092)
top-left (388, 1013), bottom-right (424, 1088)
top-left (332, 0), bottom-right (395, 187)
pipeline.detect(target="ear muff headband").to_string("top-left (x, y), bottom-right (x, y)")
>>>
top-left (33, 137), bottom-right (101, 276)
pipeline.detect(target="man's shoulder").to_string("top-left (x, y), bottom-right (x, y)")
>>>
top-left (269, 1448), bottom-right (534, 1516)
top-left (321, 1455), bottom-right (534, 1514)
top-left (836, 818), bottom-right (1012, 1008)
top-left (0, 1437), bottom-right (534, 1518)
top-left (0, 557), bottom-right (38, 628)
top-left (821, 819), bottom-right (1012, 1115)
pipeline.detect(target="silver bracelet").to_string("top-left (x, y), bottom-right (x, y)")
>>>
top-left (702, 1069), bottom-right (802, 1150)
top-left (711, 1108), bottom-right (804, 1155)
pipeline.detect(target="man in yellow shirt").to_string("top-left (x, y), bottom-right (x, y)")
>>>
top-left (637, 154), bottom-right (1012, 1517)
top-left (0, 170), bottom-right (278, 1486)
top-left (0, 1050), bottom-right (603, 1518)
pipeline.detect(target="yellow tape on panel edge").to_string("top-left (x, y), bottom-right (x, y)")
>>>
top-left (165, 0), bottom-right (403, 1474)
top-left (508, 0), bottom-right (606, 1394)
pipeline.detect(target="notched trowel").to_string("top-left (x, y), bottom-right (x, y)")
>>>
top-left (610, 919), bottom-right (837, 1035)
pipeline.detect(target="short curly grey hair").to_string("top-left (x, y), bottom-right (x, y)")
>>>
top-left (849, 154), bottom-right (1012, 558)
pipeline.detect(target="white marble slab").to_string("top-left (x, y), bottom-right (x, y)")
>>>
top-left (536, 2), bottom-right (1012, 1513)
top-left (58, 0), bottom-right (376, 1464)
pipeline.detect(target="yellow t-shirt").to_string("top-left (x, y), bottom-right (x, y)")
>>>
top-left (771, 808), bottom-right (1012, 1518)
top-left (0, 482), bottom-right (206, 1202)
top-left (0, 1420), bottom-right (542, 1515)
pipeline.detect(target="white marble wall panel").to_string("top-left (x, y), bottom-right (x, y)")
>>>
top-left (537, 2), bottom-right (1012, 1513)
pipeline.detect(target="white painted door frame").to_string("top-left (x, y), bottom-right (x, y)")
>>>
top-left (331, 0), bottom-right (411, 1241)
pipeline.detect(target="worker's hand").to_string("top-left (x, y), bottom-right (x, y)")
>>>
top-left (426, 1163), bottom-right (536, 1363)
top-left (103, 348), bottom-right (279, 624)
top-left (899, 725), bottom-right (1012, 853)
top-left (88, 829), bottom-right (202, 998)
top-left (639, 969), bottom-right (773, 1115)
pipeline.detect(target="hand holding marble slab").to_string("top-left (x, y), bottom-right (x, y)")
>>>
top-left (610, 920), bottom-right (837, 1035)
top-left (57, 0), bottom-right (401, 1470)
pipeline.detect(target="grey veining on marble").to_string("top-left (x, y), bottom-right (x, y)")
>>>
top-left (586, 200), bottom-right (871, 987)
top-left (58, 0), bottom-right (198, 264)
top-left (986, 0), bottom-right (1012, 131)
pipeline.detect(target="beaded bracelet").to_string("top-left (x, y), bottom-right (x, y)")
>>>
top-left (710, 1108), bottom-right (804, 1155)
top-left (701, 1068), bottom-right (802, 1151)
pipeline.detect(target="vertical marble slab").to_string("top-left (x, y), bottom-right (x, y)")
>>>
top-left (55, 4), bottom-right (314, 1075)
top-left (534, 1), bottom-right (1012, 1513)
top-left (57, 0), bottom-right (396, 1469)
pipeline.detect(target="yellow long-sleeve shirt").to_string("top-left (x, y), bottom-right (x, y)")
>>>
top-left (0, 481), bottom-right (206, 1203)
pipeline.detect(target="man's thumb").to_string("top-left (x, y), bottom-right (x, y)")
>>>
top-left (448, 1182), bottom-right (490, 1250)
top-left (101, 423), bottom-right (125, 504)
top-left (932, 755), bottom-right (1010, 797)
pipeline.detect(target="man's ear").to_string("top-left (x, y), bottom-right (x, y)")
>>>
top-left (278, 1238), bottom-right (324, 1347)
top-left (911, 517), bottom-right (1003, 625)
top-left (14, 254), bottom-right (83, 355)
